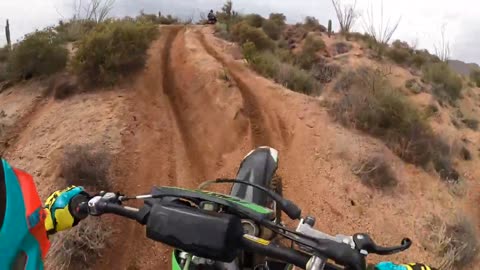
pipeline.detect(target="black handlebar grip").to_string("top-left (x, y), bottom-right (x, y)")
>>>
top-left (313, 239), bottom-right (366, 270)
top-left (241, 237), bottom-right (310, 268)
top-left (69, 194), bottom-right (90, 220)
top-left (279, 199), bottom-right (302, 220)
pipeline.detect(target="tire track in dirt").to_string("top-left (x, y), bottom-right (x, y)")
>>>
top-left (195, 31), bottom-right (273, 147)
top-left (103, 26), bottom-right (186, 270)
top-left (1, 98), bottom-right (47, 156)
top-left (161, 26), bottom-right (210, 181)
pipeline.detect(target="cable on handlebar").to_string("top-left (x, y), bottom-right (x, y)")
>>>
top-left (200, 178), bottom-right (302, 220)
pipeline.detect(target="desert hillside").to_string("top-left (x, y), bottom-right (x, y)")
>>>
top-left (1, 5), bottom-right (480, 270)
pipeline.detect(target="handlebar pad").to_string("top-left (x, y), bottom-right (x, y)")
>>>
top-left (146, 202), bottom-right (243, 262)
top-left (313, 239), bottom-right (366, 270)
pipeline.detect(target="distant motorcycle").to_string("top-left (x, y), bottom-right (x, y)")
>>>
top-left (207, 10), bottom-right (217, 24)
top-left (207, 17), bottom-right (217, 24)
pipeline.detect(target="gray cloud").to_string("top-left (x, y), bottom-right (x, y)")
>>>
top-left (0, 0), bottom-right (478, 64)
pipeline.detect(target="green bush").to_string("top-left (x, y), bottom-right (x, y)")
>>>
top-left (56, 19), bottom-right (97, 42)
top-left (73, 20), bottom-right (157, 85)
top-left (353, 155), bottom-right (398, 190)
top-left (245, 14), bottom-right (265, 28)
top-left (262, 19), bottom-right (282, 40)
top-left (409, 49), bottom-right (439, 68)
top-left (423, 63), bottom-right (463, 101)
top-left (330, 67), bottom-right (434, 166)
top-left (231, 21), bottom-right (275, 50)
top-left (274, 48), bottom-right (295, 63)
top-left (303, 16), bottom-right (326, 32)
top-left (268, 13), bottom-right (286, 27)
top-left (387, 47), bottom-right (411, 64)
top-left (277, 63), bottom-right (319, 94)
top-left (215, 23), bottom-right (231, 40)
top-left (7, 29), bottom-right (68, 80)
top-left (158, 14), bottom-right (180, 25)
top-left (243, 42), bottom-right (319, 94)
top-left (243, 46), bottom-right (280, 78)
top-left (470, 69), bottom-right (480, 87)
top-left (136, 12), bottom-right (179, 25)
top-left (295, 35), bottom-right (325, 69)
top-left (0, 46), bottom-right (10, 62)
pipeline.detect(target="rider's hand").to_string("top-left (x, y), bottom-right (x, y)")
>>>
top-left (375, 262), bottom-right (437, 270)
top-left (44, 186), bottom-right (89, 234)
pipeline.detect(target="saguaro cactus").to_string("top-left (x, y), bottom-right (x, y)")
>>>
top-left (5, 19), bottom-right (11, 49)
top-left (328, 19), bottom-right (332, 37)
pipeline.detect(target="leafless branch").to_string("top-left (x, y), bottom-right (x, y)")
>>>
top-left (331, 0), bottom-right (358, 34)
top-left (362, 0), bottom-right (401, 45)
top-left (73, 0), bottom-right (115, 23)
top-left (434, 24), bottom-right (450, 61)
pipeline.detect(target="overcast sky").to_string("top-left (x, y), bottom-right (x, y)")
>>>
top-left (0, 0), bottom-right (478, 64)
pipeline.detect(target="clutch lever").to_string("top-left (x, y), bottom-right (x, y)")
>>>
top-left (352, 233), bottom-right (412, 255)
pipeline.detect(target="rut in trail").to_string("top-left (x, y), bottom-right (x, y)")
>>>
top-left (195, 31), bottom-right (273, 147)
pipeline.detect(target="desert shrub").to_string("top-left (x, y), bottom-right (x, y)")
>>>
top-left (60, 144), bottom-right (111, 190)
top-left (462, 118), bottom-right (478, 130)
top-left (274, 48), bottom-right (295, 63)
top-left (47, 143), bottom-right (113, 269)
top-left (295, 35), bottom-right (325, 69)
top-left (303, 16), bottom-right (326, 32)
top-left (334, 42), bottom-right (351, 54)
top-left (215, 23), bottom-right (231, 40)
top-left (470, 69), bottom-right (480, 87)
top-left (243, 42), bottom-right (318, 94)
top-left (391, 40), bottom-right (410, 50)
top-left (7, 29), bottom-right (68, 80)
top-left (405, 78), bottom-right (424, 94)
top-left (135, 12), bottom-right (179, 25)
top-left (46, 218), bottom-right (111, 270)
top-left (246, 51), bottom-right (281, 79)
top-left (334, 70), bottom-right (357, 91)
top-left (262, 19), bottom-right (282, 40)
top-left (426, 215), bottom-right (478, 270)
top-left (277, 63), bottom-right (319, 95)
top-left (460, 146), bottom-right (472, 160)
top-left (433, 155), bottom-right (459, 182)
top-left (73, 19), bottom-right (158, 85)
top-left (245, 14), bottom-right (265, 28)
top-left (56, 19), bottom-right (97, 42)
top-left (330, 67), bottom-right (434, 166)
top-left (423, 62), bottom-right (463, 101)
top-left (268, 13), bottom-right (286, 27)
top-left (0, 46), bottom-right (10, 62)
top-left (231, 21), bottom-right (275, 50)
top-left (410, 50), bottom-right (434, 68)
top-left (311, 61), bottom-right (340, 83)
top-left (387, 47), bottom-right (411, 64)
top-left (352, 155), bottom-right (397, 190)
top-left (158, 14), bottom-right (180, 25)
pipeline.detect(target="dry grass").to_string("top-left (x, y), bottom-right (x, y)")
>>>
top-left (60, 144), bottom-right (111, 190)
top-left (330, 66), bottom-right (434, 166)
top-left (352, 155), bottom-right (398, 191)
top-left (46, 143), bottom-right (114, 269)
top-left (46, 219), bottom-right (112, 270)
top-left (425, 214), bottom-right (478, 270)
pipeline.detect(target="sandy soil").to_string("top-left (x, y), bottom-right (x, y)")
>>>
top-left (2, 24), bottom-right (479, 269)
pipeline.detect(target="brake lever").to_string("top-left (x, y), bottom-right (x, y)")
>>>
top-left (352, 233), bottom-right (412, 255)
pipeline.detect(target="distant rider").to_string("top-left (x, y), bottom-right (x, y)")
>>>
top-left (207, 9), bottom-right (217, 23)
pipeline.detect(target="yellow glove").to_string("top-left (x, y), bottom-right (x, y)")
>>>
top-left (402, 263), bottom-right (437, 270)
top-left (44, 186), bottom-right (88, 234)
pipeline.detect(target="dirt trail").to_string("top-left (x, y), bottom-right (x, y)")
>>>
top-left (97, 25), bottom-right (473, 268)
